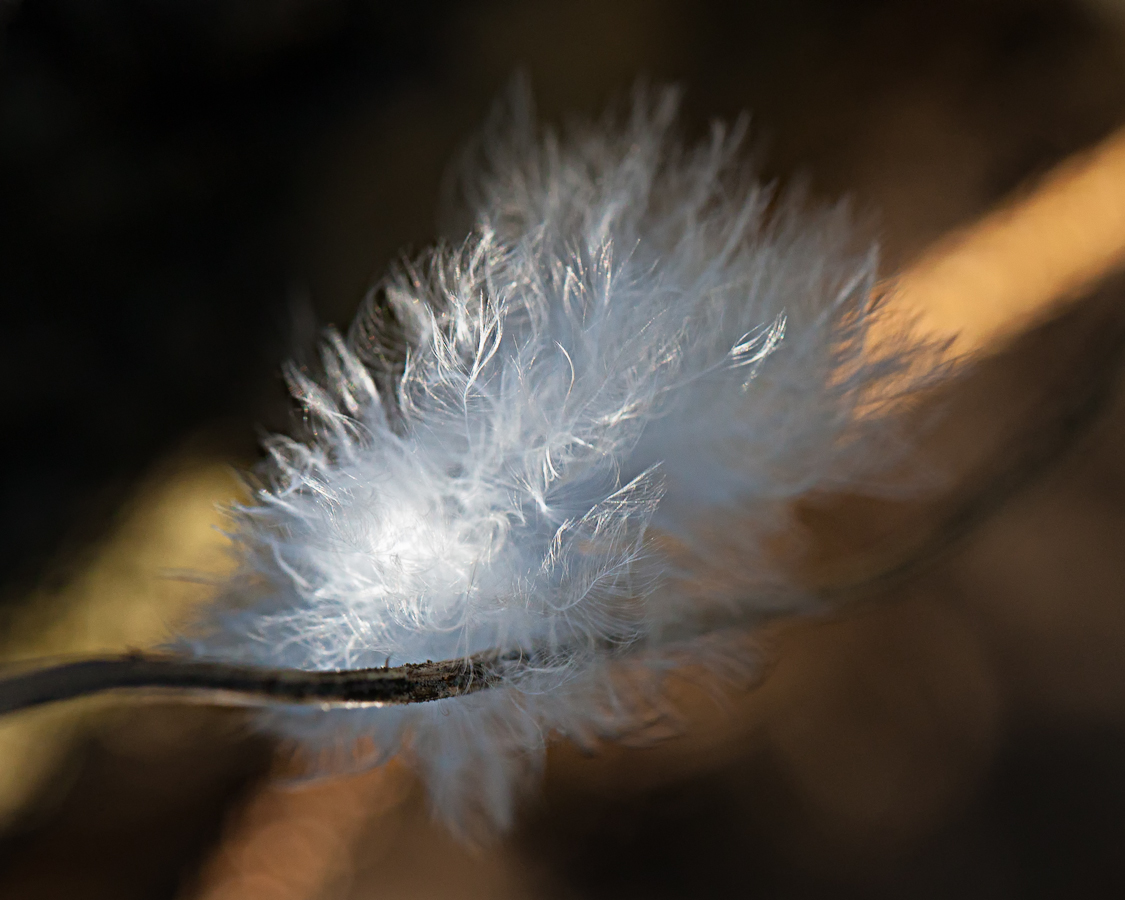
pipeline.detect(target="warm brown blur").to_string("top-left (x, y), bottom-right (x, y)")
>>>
top-left (190, 764), bottom-right (412, 900)
top-left (3, 2), bottom-right (1125, 899)
top-left (891, 125), bottom-right (1125, 353)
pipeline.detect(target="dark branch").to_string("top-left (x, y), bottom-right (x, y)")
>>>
top-left (0, 652), bottom-right (505, 715)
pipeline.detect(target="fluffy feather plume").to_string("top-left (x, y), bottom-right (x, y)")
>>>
top-left (187, 83), bottom-right (927, 834)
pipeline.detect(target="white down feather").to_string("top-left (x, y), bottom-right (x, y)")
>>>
top-left (186, 84), bottom-right (927, 834)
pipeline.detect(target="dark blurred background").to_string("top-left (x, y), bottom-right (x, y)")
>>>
top-left (2, 1), bottom-right (1125, 897)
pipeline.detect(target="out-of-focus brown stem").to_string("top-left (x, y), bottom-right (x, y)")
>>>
top-left (187, 761), bottom-right (411, 900)
top-left (888, 125), bottom-right (1125, 354)
top-left (822, 278), bottom-right (1125, 598)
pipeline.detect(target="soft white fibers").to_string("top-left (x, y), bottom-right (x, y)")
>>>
top-left (186, 84), bottom-right (926, 834)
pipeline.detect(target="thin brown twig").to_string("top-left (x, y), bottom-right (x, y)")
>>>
top-left (0, 651), bottom-right (505, 714)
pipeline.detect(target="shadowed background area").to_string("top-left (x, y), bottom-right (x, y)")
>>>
top-left (2, 0), bottom-right (1125, 897)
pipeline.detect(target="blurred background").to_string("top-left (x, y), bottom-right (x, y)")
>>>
top-left (3, 0), bottom-right (1125, 897)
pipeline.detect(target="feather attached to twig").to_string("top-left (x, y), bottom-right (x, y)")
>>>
top-left (183, 82), bottom-right (933, 833)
